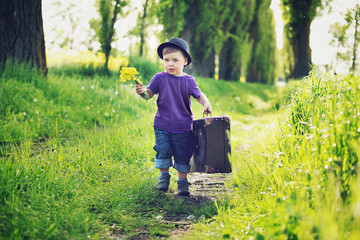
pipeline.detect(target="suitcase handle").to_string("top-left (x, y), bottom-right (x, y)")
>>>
top-left (203, 112), bottom-right (212, 118)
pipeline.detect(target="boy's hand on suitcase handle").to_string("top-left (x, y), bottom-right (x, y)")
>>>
top-left (204, 103), bottom-right (212, 115)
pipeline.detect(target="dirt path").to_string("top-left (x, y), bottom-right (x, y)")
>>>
top-left (164, 172), bottom-right (231, 239)
top-left (107, 172), bottom-right (231, 240)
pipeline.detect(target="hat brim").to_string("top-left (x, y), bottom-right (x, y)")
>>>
top-left (157, 42), bottom-right (192, 66)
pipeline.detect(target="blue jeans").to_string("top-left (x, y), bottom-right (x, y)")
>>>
top-left (153, 128), bottom-right (194, 173)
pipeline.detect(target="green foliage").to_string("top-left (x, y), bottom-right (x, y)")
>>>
top-left (247, 0), bottom-right (277, 84)
top-left (91, 0), bottom-right (128, 72)
top-left (156, 0), bottom-right (187, 39)
top-left (97, 0), bottom-right (127, 54)
top-left (219, 0), bottom-right (257, 81)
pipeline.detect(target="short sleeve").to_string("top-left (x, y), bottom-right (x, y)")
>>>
top-left (147, 73), bottom-right (160, 94)
top-left (190, 77), bottom-right (201, 99)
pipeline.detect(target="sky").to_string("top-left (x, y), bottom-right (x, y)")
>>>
top-left (43, 0), bottom-right (359, 73)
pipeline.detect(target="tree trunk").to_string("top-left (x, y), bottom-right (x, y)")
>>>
top-left (180, 0), bottom-right (215, 78)
top-left (247, 2), bottom-right (260, 83)
top-left (291, 22), bottom-right (311, 79)
top-left (219, 37), bottom-right (241, 81)
top-left (139, 0), bottom-right (149, 57)
top-left (350, 4), bottom-right (359, 74)
top-left (0, 0), bottom-right (47, 75)
top-left (192, 48), bottom-right (215, 78)
top-left (104, 0), bottom-right (120, 73)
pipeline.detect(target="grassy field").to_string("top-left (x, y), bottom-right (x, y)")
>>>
top-left (1, 58), bottom-right (359, 239)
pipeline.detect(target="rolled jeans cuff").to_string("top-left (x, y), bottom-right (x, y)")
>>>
top-left (173, 163), bottom-right (191, 173)
top-left (155, 158), bottom-right (173, 169)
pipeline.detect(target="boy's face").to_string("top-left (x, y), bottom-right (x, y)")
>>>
top-left (162, 50), bottom-right (188, 76)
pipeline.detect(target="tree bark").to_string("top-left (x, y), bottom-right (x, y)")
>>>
top-left (291, 22), bottom-right (312, 79)
top-left (0, 0), bottom-right (47, 75)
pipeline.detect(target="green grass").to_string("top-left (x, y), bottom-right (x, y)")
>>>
top-left (1, 62), bottom-right (359, 239)
top-left (185, 73), bottom-right (360, 239)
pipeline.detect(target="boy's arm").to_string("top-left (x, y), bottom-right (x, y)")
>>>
top-left (135, 84), bottom-right (155, 100)
top-left (196, 92), bottom-right (212, 114)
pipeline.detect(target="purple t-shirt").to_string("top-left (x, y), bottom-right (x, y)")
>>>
top-left (147, 71), bottom-right (201, 133)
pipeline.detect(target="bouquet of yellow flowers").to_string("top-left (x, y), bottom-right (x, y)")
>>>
top-left (119, 67), bottom-right (142, 84)
top-left (120, 67), bottom-right (148, 99)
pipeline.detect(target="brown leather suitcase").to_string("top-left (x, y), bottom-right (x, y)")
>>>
top-left (190, 115), bottom-right (232, 173)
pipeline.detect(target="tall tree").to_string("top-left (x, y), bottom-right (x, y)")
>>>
top-left (281, 0), bottom-right (330, 79)
top-left (218, 0), bottom-right (256, 81)
top-left (92, 0), bottom-right (128, 73)
top-left (330, 4), bottom-right (360, 74)
top-left (139, 0), bottom-right (149, 57)
top-left (157, 0), bottom-right (216, 78)
top-left (0, 0), bottom-right (47, 75)
top-left (247, 0), bottom-right (277, 84)
top-left (129, 0), bottom-right (156, 57)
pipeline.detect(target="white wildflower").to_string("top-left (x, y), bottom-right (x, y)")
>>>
top-left (33, 98), bottom-right (38, 102)
top-left (187, 215), bottom-right (196, 221)
top-left (155, 215), bottom-right (163, 221)
top-left (306, 134), bottom-right (314, 140)
top-left (90, 85), bottom-right (94, 89)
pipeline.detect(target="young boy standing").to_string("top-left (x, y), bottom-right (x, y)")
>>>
top-left (135, 38), bottom-right (212, 196)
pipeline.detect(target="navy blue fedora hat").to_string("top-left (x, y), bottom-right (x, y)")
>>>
top-left (157, 38), bottom-right (192, 66)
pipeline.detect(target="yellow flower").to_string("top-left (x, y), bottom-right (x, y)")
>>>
top-left (119, 67), bottom-right (142, 84)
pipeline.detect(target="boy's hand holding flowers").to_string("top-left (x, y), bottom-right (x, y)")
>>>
top-left (120, 67), bottom-right (149, 100)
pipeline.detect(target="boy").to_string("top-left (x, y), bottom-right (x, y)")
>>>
top-left (135, 38), bottom-right (212, 196)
